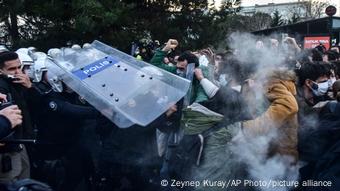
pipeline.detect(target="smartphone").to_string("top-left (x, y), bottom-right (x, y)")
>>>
top-left (5, 75), bottom-right (20, 81)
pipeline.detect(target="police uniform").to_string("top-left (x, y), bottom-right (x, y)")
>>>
top-left (96, 113), bottom-right (172, 191)
top-left (29, 83), bottom-right (98, 191)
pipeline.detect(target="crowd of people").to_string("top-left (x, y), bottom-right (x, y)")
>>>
top-left (0, 33), bottom-right (338, 191)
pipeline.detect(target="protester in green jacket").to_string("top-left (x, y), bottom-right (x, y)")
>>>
top-left (179, 86), bottom-right (251, 190)
top-left (149, 39), bottom-right (212, 103)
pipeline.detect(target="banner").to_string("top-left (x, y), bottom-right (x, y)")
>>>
top-left (304, 36), bottom-right (330, 50)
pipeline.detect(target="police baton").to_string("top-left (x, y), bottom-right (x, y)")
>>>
top-left (0, 139), bottom-right (54, 145)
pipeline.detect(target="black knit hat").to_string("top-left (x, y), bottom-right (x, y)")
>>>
top-left (0, 51), bottom-right (18, 68)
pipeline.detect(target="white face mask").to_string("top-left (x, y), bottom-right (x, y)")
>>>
top-left (176, 69), bottom-right (185, 77)
top-left (199, 55), bottom-right (209, 67)
top-left (312, 81), bottom-right (329, 96)
top-left (218, 74), bottom-right (229, 87)
top-left (328, 77), bottom-right (336, 87)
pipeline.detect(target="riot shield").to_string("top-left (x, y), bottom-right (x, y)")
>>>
top-left (49, 41), bottom-right (190, 128)
top-left (183, 63), bottom-right (195, 107)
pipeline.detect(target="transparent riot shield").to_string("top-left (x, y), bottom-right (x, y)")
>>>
top-left (183, 63), bottom-right (195, 107)
top-left (49, 40), bottom-right (190, 128)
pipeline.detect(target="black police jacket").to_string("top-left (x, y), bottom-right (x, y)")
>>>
top-left (0, 115), bottom-right (12, 140)
top-left (30, 84), bottom-right (98, 159)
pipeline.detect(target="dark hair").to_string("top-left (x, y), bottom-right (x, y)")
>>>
top-left (201, 86), bottom-right (252, 124)
top-left (332, 61), bottom-right (340, 78)
top-left (215, 50), bottom-right (233, 59)
top-left (296, 49), bottom-right (312, 63)
top-left (167, 49), bottom-right (181, 59)
top-left (332, 80), bottom-right (340, 102)
top-left (326, 50), bottom-right (340, 62)
top-left (311, 48), bottom-right (324, 61)
top-left (0, 51), bottom-right (18, 69)
top-left (296, 61), bottom-right (331, 86)
top-left (315, 44), bottom-right (326, 54)
top-left (219, 56), bottom-right (253, 83)
top-left (177, 51), bottom-right (199, 67)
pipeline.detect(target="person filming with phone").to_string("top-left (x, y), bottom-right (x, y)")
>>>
top-left (0, 51), bottom-right (34, 183)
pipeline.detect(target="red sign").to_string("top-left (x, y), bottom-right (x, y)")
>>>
top-left (304, 36), bottom-right (330, 50)
top-left (325, 5), bottom-right (337, 16)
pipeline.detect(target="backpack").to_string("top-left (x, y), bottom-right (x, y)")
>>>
top-left (167, 134), bottom-right (204, 179)
top-left (167, 123), bottom-right (224, 180)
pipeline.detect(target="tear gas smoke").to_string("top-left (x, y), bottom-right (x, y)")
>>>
top-left (227, 32), bottom-right (299, 191)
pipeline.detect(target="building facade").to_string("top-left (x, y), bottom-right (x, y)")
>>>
top-left (240, 1), bottom-right (311, 21)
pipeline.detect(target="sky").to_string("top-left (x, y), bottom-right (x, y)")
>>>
top-left (219, 0), bottom-right (340, 16)
top-left (240, 0), bottom-right (339, 8)
top-left (242, 0), bottom-right (298, 6)
top-left (242, 0), bottom-right (303, 6)
top-left (211, 0), bottom-right (340, 16)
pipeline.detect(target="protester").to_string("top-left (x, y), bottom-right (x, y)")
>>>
top-left (0, 51), bottom-right (34, 183)
top-left (241, 68), bottom-right (299, 162)
top-left (150, 39), bottom-right (211, 103)
top-left (171, 85), bottom-right (251, 190)
top-left (3, 32), bottom-right (340, 191)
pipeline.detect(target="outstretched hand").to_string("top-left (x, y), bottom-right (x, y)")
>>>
top-left (162, 39), bottom-right (178, 52)
top-left (199, 48), bottom-right (215, 64)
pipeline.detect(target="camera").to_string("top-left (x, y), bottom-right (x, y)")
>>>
top-left (0, 93), bottom-right (14, 110)
top-left (0, 74), bottom-right (20, 82)
top-left (0, 101), bottom-right (13, 110)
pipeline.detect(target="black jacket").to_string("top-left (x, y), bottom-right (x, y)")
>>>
top-left (97, 113), bottom-right (169, 167)
top-left (0, 77), bottom-right (35, 153)
top-left (0, 115), bottom-right (12, 140)
top-left (30, 84), bottom-right (98, 159)
top-left (0, 77), bottom-right (34, 139)
top-left (299, 101), bottom-right (340, 191)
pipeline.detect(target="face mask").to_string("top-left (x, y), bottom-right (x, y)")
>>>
top-left (176, 69), bottom-right (185, 77)
top-left (311, 81), bottom-right (329, 96)
top-left (328, 77), bottom-right (336, 87)
top-left (218, 74), bottom-right (229, 87)
top-left (199, 55), bottom-right (209, 67)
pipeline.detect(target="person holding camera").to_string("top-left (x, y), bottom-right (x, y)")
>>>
top-left (0, 51), bottom-right (34, 183)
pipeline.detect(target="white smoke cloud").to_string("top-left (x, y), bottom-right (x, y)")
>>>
top-left (227, 32), bottom-right (287, 79)
top-left (231, 129), bottom-right (299, 191)
top-left (226, 32), bottom-right (299, 191)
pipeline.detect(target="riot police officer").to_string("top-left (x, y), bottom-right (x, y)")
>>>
top-left (27, 55), bottom-right (99, 191)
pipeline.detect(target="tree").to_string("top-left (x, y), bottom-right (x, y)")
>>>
top-left (307, 0), bottom-right (332, 18)
top-left (0, 0), bottom-right (242, 52)
top-left (271, 10), bottom-right (285, 27)
top-left (220, 12), bottom-right (272, 33)
top-left (286, 2), bottom-right (308, 24)
top-left (248, 12), bottom-right (272, 31)
top-left (288, 12), bottom-right (301, 24)
top-left (0, 0), bottom-right (26, 48)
